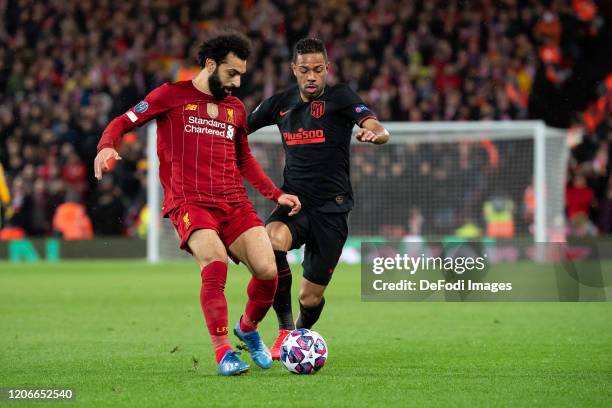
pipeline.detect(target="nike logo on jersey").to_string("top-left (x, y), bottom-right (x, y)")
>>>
top-left (279, 110), bottom-right (290, 117)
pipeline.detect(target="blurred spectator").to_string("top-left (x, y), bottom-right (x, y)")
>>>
top-left (566, 172), bottom-right (594, 222)
top-left (598, 180), bottom-right (612, 234)
top-left (455, 218), bottom-right (483, 239)
top-left (565, 173), bottom-right (596, 236)
top-left (61, 145), bottom-right (87, 196)
top-left (0, 163), bottom-right (9, 228)
top-left (483, 196), bottom-right (515, 238)
top-left (89, 176), bottom-right (125, 236)
top-left (52, 190), bottom-right (93, 240)
top-left (136, 205), bottom-right (150, 240)
top-left (8, 176), bottom-right (33, 234)
top-left (407, 207), bottom-right (424, 237)
top-left (30, 178), bottom-right (50, 235)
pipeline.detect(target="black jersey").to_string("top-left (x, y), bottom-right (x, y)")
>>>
top-left (247, 84), bottom-right (376, 210)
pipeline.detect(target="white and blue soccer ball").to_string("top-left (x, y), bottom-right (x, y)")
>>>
top-left (280, 329), bottom-right (328, 374)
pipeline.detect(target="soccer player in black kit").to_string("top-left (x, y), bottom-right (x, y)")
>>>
top-left (247, 38), bottom-right (390, 359)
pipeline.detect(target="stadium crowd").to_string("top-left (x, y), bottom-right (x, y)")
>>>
top-left (0, 0), bottom-right (610, 239)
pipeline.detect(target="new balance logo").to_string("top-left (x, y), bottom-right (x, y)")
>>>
top-left (185, 103), bottom-right (197, 111)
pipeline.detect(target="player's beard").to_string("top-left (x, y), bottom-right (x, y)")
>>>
top-left (208, 68), bottom-right (232, 100)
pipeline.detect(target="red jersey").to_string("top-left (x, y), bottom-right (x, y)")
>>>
top-left (97, 80), bottom-right (282, 216)
top-left (566, 185), bottom-right (593, 218)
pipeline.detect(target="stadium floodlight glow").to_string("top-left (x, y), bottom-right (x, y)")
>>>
top-left (147, 121), bottom-right (568, 263)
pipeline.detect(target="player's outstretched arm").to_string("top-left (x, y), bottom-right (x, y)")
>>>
top-left (355, 118), bottom-right (389, 145)
top-left (94, 83), bottom-right (172, 181)
top-left (236, 132), bottom-right (301, 215)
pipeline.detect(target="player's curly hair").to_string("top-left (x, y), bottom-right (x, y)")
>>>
top-left (197, 32), bottom-right (251, 67)
top-left (292, 38), bottom-right (328, 62)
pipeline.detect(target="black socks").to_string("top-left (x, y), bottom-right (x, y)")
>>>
top-left (296, 296), bottom-right (325, 330)
top-left (272, 250), bottom-right (295, 330)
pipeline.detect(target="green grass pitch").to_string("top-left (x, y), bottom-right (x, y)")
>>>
top-left (1, 261), bottom-right (611, 407)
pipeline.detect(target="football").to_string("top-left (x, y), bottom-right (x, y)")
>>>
top-left (280, 329), bottom-right (328, 374)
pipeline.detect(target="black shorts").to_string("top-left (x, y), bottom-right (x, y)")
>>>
top-left (266, 205), bottom-right (349, 286)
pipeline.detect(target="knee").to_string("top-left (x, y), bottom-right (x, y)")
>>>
top-left (253, 261), bottom-right (277, 281)
top-left (299, 290), bottom-right (323, 308)
top-left (196, 251), bottom-right (227, 271)
top-left (189, 235), bottom-right (227, 270)
top-left (266, 224), bottom-right (291, 251)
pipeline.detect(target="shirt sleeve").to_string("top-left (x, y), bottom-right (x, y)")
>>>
top-left (97, 83), bottom-right (173, 153)
top-left (236, 116), bottom-right (283, 202)
top-left (246, 96), bottom-right (277, 134)
top-left (336, 85), bottom-right (378, 127)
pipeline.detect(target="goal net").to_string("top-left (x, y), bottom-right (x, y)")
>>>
top-left (146, 121), bottom-right (568, 262)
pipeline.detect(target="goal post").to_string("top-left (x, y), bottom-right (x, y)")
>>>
top-left (146, 121), bottom-right (160, 264)
top-left (146, 120), bottom-right (569, 263)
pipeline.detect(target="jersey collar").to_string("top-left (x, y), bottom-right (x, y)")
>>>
top-left (294, 84), bottom-right (328, 105)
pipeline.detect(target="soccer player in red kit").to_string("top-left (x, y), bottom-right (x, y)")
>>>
top-left (93, 33), bottom-right (301, 376)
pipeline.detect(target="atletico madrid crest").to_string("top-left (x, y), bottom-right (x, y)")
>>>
top-left (311, 101), bottom-right (325, 118)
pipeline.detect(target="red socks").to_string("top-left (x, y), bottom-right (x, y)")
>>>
top-left (200, 261), bottom-right (279, 362)
top-left (200, 261), bottom-right (231, 363)
top-left (240, 275), bottom-right (278, 332)
top-left (211, 336), bottom-right (232, 364)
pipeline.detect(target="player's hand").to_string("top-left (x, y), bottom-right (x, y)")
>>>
top-left (355, 128), bottom-right (382, 143)
top-left (278, 193), bottom-right (301, 216)
top-left (94, 147), bottom-right (122, 180)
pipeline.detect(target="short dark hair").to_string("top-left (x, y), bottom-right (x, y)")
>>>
top-left (197, 32), bottom-right (251, 68)
top-left (292, 38), bottom-right (328, 62)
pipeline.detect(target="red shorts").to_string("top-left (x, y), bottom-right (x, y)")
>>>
top-left (168, 201), bottom-right (263, 258)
